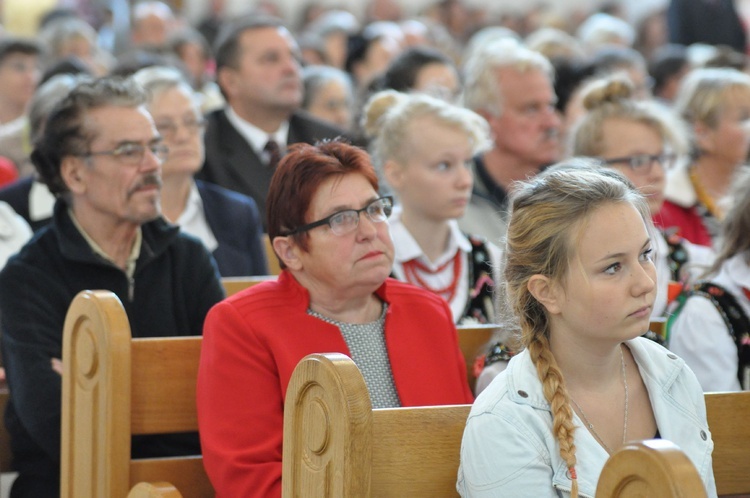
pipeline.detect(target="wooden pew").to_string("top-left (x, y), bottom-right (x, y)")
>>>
top-left (282, 353), bottom-right (750, 498)
top-left (456, 324), bottom-right (497, 393)
top-left (220, 275), bottom-right (275, 297)
top-left (60, 290), bottom-right (212, 498)
top-left (282, 352), bottom-right (470, 497)
top-left (0, 384), bottom-right (11, 473)
top-left (58, 289), bottom-right (750, 498)
top-left (596, 439), bottom-right (707, 497)
top-left (264, 234), bottom-right (281, 276)
top-left (705, 391), bottom-right (750, 497)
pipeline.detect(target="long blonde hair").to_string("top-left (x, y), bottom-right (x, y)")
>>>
top-left (504, 162), bottom-right (651, 496)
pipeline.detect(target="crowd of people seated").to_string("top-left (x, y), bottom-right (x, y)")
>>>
top-left (0, 0), bottom-right (748, 496)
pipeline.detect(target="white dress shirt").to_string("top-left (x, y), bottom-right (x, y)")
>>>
top-left (389, 207), bottom-right (503, 323)
top-left (176, 182), bottom-right (218, 253)
top-left (224, 107), bottom-right (288, 164)
top-left (669, 252), bottom-right (750, 392)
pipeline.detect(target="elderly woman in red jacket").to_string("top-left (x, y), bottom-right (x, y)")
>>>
top-left (197, 139), bottom-right (474, 498)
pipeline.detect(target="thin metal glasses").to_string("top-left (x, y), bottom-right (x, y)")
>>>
top-left (79, 143), bottom-right (169, 165)
top-left (601, 153), bottom-right (676, 174)
top-left (282, 196), bottom-right (394, 236)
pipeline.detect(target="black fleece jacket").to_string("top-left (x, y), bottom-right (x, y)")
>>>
top-left (0, 200), bottom-right (224, 497)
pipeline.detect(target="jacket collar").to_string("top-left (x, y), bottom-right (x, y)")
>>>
top-left (278, 269), bottom-right (395, 311)
top-left (664, 160), bottom-right (697, 207)
top-left (53, 198), bottom-right (180, 271)
top-left (504, 338), bottom-right (686, 498)
top-left (504, 337), bottom-right (684, 410)
top-left (471, 154), bottom-right (508, 208)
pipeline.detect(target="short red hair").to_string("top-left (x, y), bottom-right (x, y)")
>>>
top-left (266, 140), bottom-right (378, 258)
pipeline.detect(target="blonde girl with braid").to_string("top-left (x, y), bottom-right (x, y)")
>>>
top-left (457, 164), bottom-right (716, 498)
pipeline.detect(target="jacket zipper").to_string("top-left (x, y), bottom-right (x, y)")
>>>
top-left (128, 275), bottom-right (135, 302)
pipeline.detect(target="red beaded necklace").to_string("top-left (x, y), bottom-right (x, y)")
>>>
top-left (401, 250), bottom-right (463, 303)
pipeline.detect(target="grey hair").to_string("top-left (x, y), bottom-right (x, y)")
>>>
top-left (301, 65), bottom-right (354, 109)
top-left (674, 67), bottom-right (750, 129)
top-left (461, 37), bottom-right (554, 116)
top-left (131, 65), bottom-right (199, 107)
top-left (29, 73), bottom-right (93, 143)
top-left (31, 77), bottom-right (147, 196)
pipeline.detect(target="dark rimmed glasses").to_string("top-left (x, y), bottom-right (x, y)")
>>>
top-left (282, 196), bottom-right (394, 236)
top-left (601, 153), bottom-right (676, 174)
top-left (79, 143), bottom-right (169, 165)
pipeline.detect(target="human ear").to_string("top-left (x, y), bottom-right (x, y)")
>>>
top-left (383, 159), bottom-right (404, 190)
top-left (272, 235), bottom-right (303, 271)
top-left (60, 156), bottom-right (85, 194)
top-left (527, 275), bottom-right (562, 315)
top-left (693, 121), bottom-right (714, 153)
top-left (216, 67), bottom-right (238, 100)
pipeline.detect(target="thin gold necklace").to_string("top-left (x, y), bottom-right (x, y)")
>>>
top-left (569, 346), bottom-right (628, 455)
top-left (689, 167), bottom-right (724, 220)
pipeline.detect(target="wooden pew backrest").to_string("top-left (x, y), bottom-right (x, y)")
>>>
top-left (264, 234), bottom-right (281, 276)
top-left (596, 439), bottom-right (707, 498)
top-left (221, 275), bottom-right (276, 297)
top-left (705, 391), bottom-right (750, 496)
top-left (456, 325), bottom-right (497, 393)
top-left (282, 353), bottom-right (470, 497)
top-left (0, 385), bottom-right (11, 472)
top-left (61, 290), bottom-right (212, 498)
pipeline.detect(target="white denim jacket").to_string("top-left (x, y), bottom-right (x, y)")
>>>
top-left (457, 337), bottom-right (716, 498)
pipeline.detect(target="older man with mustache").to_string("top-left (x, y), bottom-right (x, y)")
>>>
top-left (459, 37), bottom-right (561, 246)
top-left (0, 77), bottom-right (225, 498)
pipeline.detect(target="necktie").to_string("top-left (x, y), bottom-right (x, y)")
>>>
top-left (264, 139), bottom-right (281, 169)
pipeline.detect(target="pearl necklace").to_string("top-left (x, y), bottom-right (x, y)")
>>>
top-left (569, 345), bottom-right (629, 455)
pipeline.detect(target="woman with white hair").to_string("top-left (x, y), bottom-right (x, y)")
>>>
top-left (656, 67), bottom-right (750, 248)
top-left (133, 66), bottom-right (268, 276)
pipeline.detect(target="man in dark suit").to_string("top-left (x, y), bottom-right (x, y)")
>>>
top-left (198, 16), bottom-right (347, 228)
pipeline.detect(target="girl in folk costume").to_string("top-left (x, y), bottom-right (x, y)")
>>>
top-left (362, 89), bottom-right (501, 324)
top-left (669, 168), bottom-right (750, 392)
top-left (457, 164), bottom-right (716, 498)
top-left (570, 74), bottom-right (715, 318)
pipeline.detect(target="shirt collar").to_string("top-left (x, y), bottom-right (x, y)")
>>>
top-left (29, 180), bottom-right (55, 221)
top-left (176, 182), bottom-right (218, 252)
top-left (663, 158), bottom-right (697, 207)
top-left (68, 208), bottom-right (142, 278)
top-left (224, 106), bottom-right (289, 154)
top-left (473, 154), bottom-right (508, 208)
top-left (389, 206), bottom-right (471, 266)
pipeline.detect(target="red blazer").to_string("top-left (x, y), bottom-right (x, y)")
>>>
top-left (197, 271), bottom-right (474, 498)
top-left (654, 200), bottom-right (713, 247)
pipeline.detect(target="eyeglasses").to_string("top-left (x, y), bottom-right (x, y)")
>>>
top-left (282, 196), bottom-right (394, 236)
top-left (155, 118), bottom-right (206, 139)
top-left (601, 153), bottom-right (676, 174)
top-left (80, 143), bottom-right (169, 165)
top-left (0, 59), bottom-right (40, 74)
